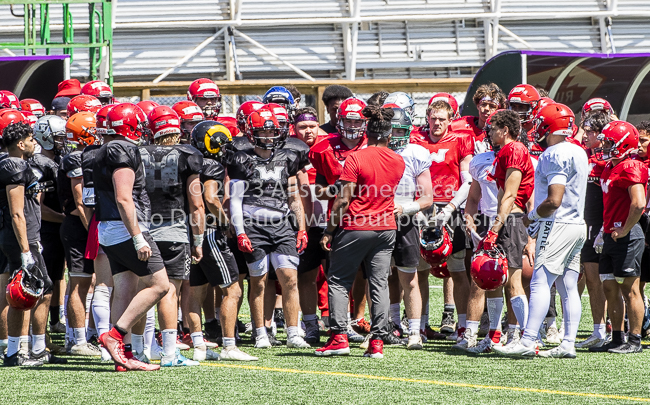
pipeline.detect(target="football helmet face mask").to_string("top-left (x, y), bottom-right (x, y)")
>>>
top-left (532, 103), bottom-right (575, 149)
top-left (65, 112), bottom-right (98, 152)
top-left (336, 97), bottom-right (367, 140)
top-left (471, 248), bottom-right (509, 291)
top-left (0, 91), bottom-right (20, 110)
top-left (191, 120), bottom-right (233, 161)
top-left (262, 86), bottom-right (295, 119)
top-left (67, 95), bottom-right (102, 117)
top-left (419, 225), bottom-right (453, 268)
top-left (429, 92), bottom-right (459, 120)
top-left (236, 100), bottom-right (265, 134)
top-left (106, 103), bottom-right (148, 144)
top-left (0, 109), bottom-right (26, 136)
top-left (247, 108), bottom-right (282, 150)
top-left (81, 80), bottom-right (114, 105)
top-left (187, 78), bottom-right (221, 119)
top-left (385, 91), bottom-right (415, 121)
top-left (596, 120), bottom-right (639, 161)
top-left (6, 268), bottom-right (44, 311)
top-left (429, 262), bottom-right (450, 279)
top-left (388, 107), bottom-right (412, 150)
top-left (265, 102), bottom-right (290, 141)
top-left (147, 106), bottom-right (181, 140)
top-left (34, 115), bottom-right (67, 153)
top-left (19, 99), bottom-right (45, 118)
top-left (507, 84), bottom-right (541, 124)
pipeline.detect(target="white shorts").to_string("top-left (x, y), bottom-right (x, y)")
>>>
top-left (247, 253), bottom-right (299, 278)
top-left (534, 221), bottom-right (586, 275)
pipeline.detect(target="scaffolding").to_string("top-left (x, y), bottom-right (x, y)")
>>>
top-left (0, 0), bottom-right (113, 84)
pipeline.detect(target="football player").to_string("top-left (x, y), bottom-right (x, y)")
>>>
top-left (172, 100), bottom-right (205, 143)
top-left (187, 78), bottom-right (221, 120)
top-left (320, 85), bottom-right (354, 134)
top-left (450, 83), bottom-right (506, 149)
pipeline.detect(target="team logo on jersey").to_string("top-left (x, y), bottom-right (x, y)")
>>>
top-left (601, 179), bottom-right (611, 193)
top-left (256, 166), bottom-right (284, 181)
top-left (429, 149), bottom-right (449, 163)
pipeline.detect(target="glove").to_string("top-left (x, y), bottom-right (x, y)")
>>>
top-left (593, 229), bottom-right (604, 254)
top-left (296, 230), bottom-right (308, 254)
top-left (433, 205), bottom-right (454, 227)
top-left (481, 230), bottom-right (499, 251)
top-left (527, 221), bottom-right (540, 238)
top-left (237, 234), bottom-right (254, 254)
top-left (21, 251), bottom-right (35, 270)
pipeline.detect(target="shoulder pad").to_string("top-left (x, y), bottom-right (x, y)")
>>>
top-left (232, 136), bottom-right (254, 153)
top-left (227, 150), bottom-right (255, 180)
top-left (61, 151), bottom-right (83, 174)
top-left (106, 141), bottom-right (140, 170)
top-left (200, 158), bottom-right (226, 183)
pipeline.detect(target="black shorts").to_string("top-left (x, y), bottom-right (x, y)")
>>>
top-left (60, 215), bottom-right (94, 276)
top-left (639, 214), bottom-right (650, 282)
top-left (580, 223), bottom-right (602, 264)
top-left (496, 213), bottom-right (527, 270)
top-left (298, 227), bottom-right (327, 274)
top-left (157, 241), bottom-right (190, 280)
top-left (392, 218), bottom-right (420, 268)
top-left (227, 235), bottom-right (249, 276)
top-left (599, 224), bottom-right (644, 279)
top-left (41, 221), bottom-right (66, 281)
top-left (101, 232), bottom-right (166, 277)
top-left (0, 231), bottom-right (52, 294)
top-left (190, 228), bottom-right (238, 288)
top-left (243, 219), bottom-right (298, 263)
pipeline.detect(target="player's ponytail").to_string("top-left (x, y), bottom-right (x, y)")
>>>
top-left (362, 105), bottom-right (394, 140)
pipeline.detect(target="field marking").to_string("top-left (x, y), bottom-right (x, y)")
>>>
top-left (200, 362), bottom-right (650, 402)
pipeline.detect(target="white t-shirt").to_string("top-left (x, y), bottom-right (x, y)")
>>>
top-left (469, 151), bottom-right (498, 218)
top-left (534, 141), bottom-right (588, 224)
top-left (99, 220), bottom-right (150, 246)
top-left (394, 143), bottom-right (432, 206)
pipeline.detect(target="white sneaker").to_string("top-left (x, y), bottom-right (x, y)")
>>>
top-left (161, 349), bottom-right (200, 367)
top-left (70, 342), bottom-right (102, 357)
top-left (492, 341), bottom-right (537, 357)
top-left (193, 344), bottom-right (220, 361)
top-left (545, 325), bottom-right (563, 344)
top-left (538, 345), bottom-right (576, 358)
top-left (254, 334), bottom-right (272, 349)
top-left (407, 334), bottom-right (423, 350)
top-left (505, 327), bottom-right (521, 347)
top-left (287, 335), bottom-right (311, 348)
top-left (221, 346), bottom-right (258, 361)
top-left (575, 335), bottom-right (607, 349)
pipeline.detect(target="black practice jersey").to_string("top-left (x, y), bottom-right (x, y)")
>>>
top-left (139, 143), bottom-right (203, 221)
top-left (200, 157), bottom-right (226, 228)
top-left (57, 151), bottom-right (83, 215)
top-left (81, 144), bottom-right (101, 207)
top-left (231, 136), bottom-right (309, 170)
top-left (29, 153), bottom-right (62, 215)
top-left (0, 157), bottom-right (41, 241)
top-left (228, 148), bottom-right (301, 213)
top-left (93, 140), bottom-right (150, 222)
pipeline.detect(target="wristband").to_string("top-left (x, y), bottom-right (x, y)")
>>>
top-left (401, 201), bottom-right (421, 216)
top-left (527, 209), bottom-right (541, 222)
top-left (133, 233), bottom-right (150, 251)
top-left (193, 234), bottom-right (204, 247)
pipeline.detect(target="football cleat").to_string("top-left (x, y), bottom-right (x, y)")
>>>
top-left (133, 351), bottom-right (151, 364)
top-left (124, 357), bottom-right (161, 371)
top-left (352, 318), bottom-right (371, 335)
top-left (467, 332), bottom-right (501, 354)
top-left (505, 327), bottom-right (521, 347)
top-left (50, 321), bottom-right (66, 334)
top-left (4, 351), bottom-right (43, 367)
top-left (287, 335), bottom-right (311, 349)
top-left (347, 325), bottom-right (365, 343)
top-left (274, 309), bottom-right (286, 330)
top-left (537, 345), bottom-right (576, 358)
top-left (407, 333), bottom-right (423, 350)
top-left (315, 334), bottom-right (350, 357)
top-left (359, 333), bottom-right (371, 350)
top-left (383, 331), bottom-right (406, 346)
top-left (363, 339), bottom-right (384, 359)
top-left (254, 334), bottom-right (272, 349)
top-left (29, 350), bottom-right (68, 364)
top-left (608, 342), bottom-right (643, 354)
top-left (70, 342), bottom-right (102, 357)
top-left (193, 344), bottom-right (220, 361)
top-left (99, 329), bottom-right (128, 366)
top-left (161, 349), bottom-right (200, 367)
top-left (440, 311), bottom-right (456, 334)
top-left (221, 346), bottom-right (258, 361)
top-left (575, 335), bottom-right (607, 349)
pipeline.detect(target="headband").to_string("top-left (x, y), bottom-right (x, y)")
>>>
top-left (294, 113), bottom-right (319, 123)
top-left (480, 96), bottom-right (497, 104)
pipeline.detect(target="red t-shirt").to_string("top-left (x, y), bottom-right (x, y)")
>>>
top-left (491, 141), bottom-right (535, 210)
top-left (601, 158), bottom-right (649, 233)
top-left (411, 130), bottom-right (473, 203)
top-left (308, 134), bottom-right (367, 186)
top-left (451, 116), bottom-right (485, 142)
top-left (303, 134), bottom-right (331, 184)
top-left (339, 147), bottom-right (405, 231)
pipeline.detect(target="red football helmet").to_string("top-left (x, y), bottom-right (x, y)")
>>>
top-left (582, 98), bottom-right (614, 122)
top-left (19, 99), bottom-right (46, 118)
top-left (137, 100), bottom-right (160, 117)
top-left (247, 107), bottom-right (281, 150)
top-left (95, 104), bottom-right (115, 136)
top-left (0, 91), bottom-right (20, 110)
top-left (148, 105), bottom-right (181, 139)
top-left (336, 97), bottom-right (367, 140)
top-left (597, 120), bottom-right (639, 161)
top-left (429, 262), bottom-right (450, 279)
top-left (67, 95), bottom-right (102, 117)
top-left (507, 84), bottom-right (541, 124)
top-left (21, 110), bottom-right (37, 127)
top-left (420, 225), bottom-right (453, 268)
top-left (106, 103), bottom-right (148, 143)
top-left (6, 268), bottom-right (44, 311)
top-left (81, 80), bottom-right (114, 105)
top-left (471, 249), bottom-right (509, 291)
top-left (429, 92), bottom-right (459, 119)
top-left (187, 78), bottom-right (221, 119)
top-left (532, 103), bottom-right (575, 146)
top-left (266, 102), bottom-right (290, 140)
top-left (236, 100), bottom-right (264, 133)
top-left (0, 109), bottom-right (26, 136)
top-left (530, 97), bottom-right (554, 120)
top-left (218, 116), bottom-right (240, 137)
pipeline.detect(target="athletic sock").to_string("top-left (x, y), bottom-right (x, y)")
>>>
top-left (223, 337), bottom-right (236, 348)
top-left (612, 331), bottom-right (625, 345)
top-left (190, 332), bottom-right (204, 348)
top-left (303, 313), bottom-right (318, 322)
top-left (510, 295), bottom-right (528, 330)
top-left (144, 307), bottom-right (156, 353)
top-left (7, 336), bottom-right (19, 357)
top-left (509, 324), bottom-right (518, 331)
top-left (73, 327), bottom-right (87, 345)
top-left (178, 306), bottom-right (183, 323)
top-left (113, 325), bottom-right (128, 337)
top-left (287, 326), bottom-right (300, 339)
top-left (32, 334), bottom-right (45, 355)
top-left (594, 324), bottom-right (606, 339)
top-left (444, 304), bottom-right (456, 314)
top-left (50, 305), bottom-right (60, 325)
top-left (390, 303), bottom-right (401, 325)
top-left (408, 319), bottom-right (421, 333)
top-left (466, 320), bottom-right (480, 336)
top-left (132, 333), bottom-right (144, 354)
top-left (255, 327), bottom-right (267, 338)
top-left (85, 292), bottom-right (93, 313)
top-left (161, 329), bottom-right (177, 357)
top-left (91, 285), bottom-right (111, 338)
top-left (458, 314), bottom-right (466, 329)
top-left (487, 297), bottom-right (504, 330)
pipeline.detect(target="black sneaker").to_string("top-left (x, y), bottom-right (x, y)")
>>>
top-left (391, 322), bottom-right (404, 338)
top-left (274, 309), bottom-right (285, 330)
top-left (440, 311), bottom-right (455, 334)
top-left (30, 350), bottom-right (68, 364)
top-left (204, 319), bottom-right (222, 340)
top-left (382, 332), bottom-right (406, 346)
top-left (589, 340), bottom-right (621, 352)
top-left (608, 342), bottom-right (643, 354)
top-left (4, 351), bottom-right (43, 367)
top-left (236, 319), bottom-right (247, 334)
top-left (266, 328), bottom-right (283, 346)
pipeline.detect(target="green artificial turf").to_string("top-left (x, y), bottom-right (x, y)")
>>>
top-left (1, 276), bottom-right (649, 405)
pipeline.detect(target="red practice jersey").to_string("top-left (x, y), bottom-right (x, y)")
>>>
top-left (451, 116), bottom-right (485, 142)
top-left (601, 158), bottom-right (649, 233)
top-left (308, 134), bottom-right (367, 186)
top-left (491, 141), bottom-right (535, 210)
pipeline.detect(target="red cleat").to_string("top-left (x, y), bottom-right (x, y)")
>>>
top-left (314, 333), bottom-right (350, 357)
top-left (99, 328), bottom-right (128, 366)
top-left (124, 357), bottom-right (160, 371)
top-left (363, 339), bottom-right (384, 359)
